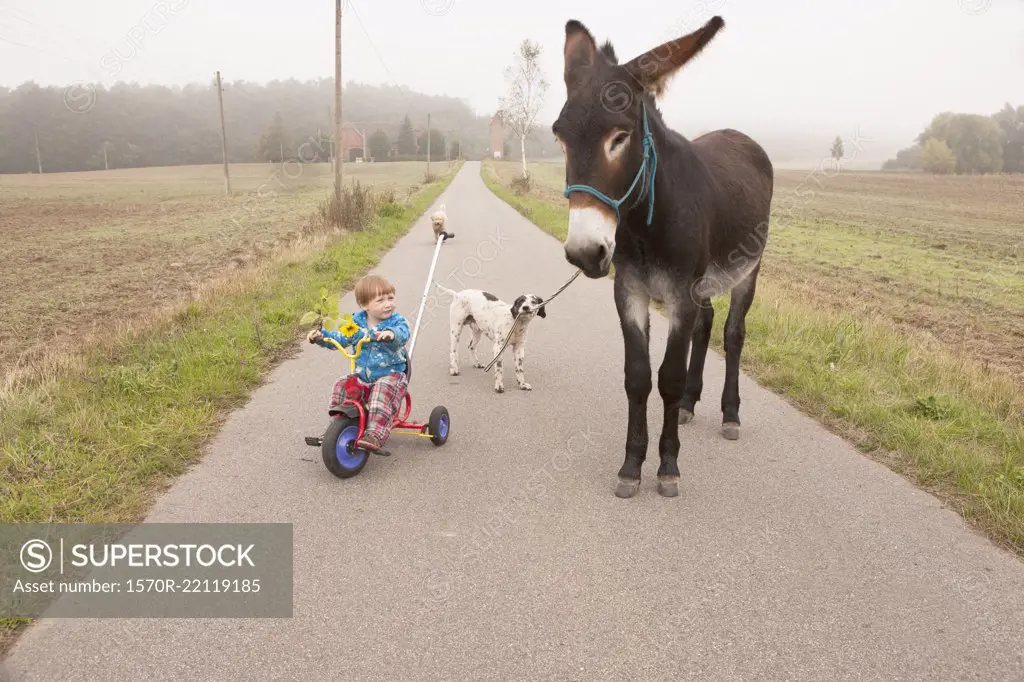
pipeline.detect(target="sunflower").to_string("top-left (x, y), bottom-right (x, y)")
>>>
top-left (338, 313), bottom-right (359, 338)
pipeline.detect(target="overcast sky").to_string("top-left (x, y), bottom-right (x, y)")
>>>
top-left (2, 0), bottom-right (1022, 158)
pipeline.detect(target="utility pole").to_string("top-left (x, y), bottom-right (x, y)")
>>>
top-left (215, 70), bottom-right (231, 195)
top-left (326, 106), bottom-right (332, 172)
top-left (427, 113), bottom-right (431, 178)
top-left (34, 132), bottom-right (42, 174)
top-left (334, 0), bottom-right (343, 201)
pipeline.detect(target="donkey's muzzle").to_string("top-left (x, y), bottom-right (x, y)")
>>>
top-left (564, 205), bottom-right (615, 278)
top-left (565, 241), bottom-right (610, 278)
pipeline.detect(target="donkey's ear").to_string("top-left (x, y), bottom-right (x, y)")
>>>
top-left (564, 20), bottom-right (597, 91)
top-left (623, 16), bottom-right (724, 98)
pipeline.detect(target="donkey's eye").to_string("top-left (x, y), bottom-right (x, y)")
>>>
top-left (604, 131), bottom-right (631, 161)
top-left (610, 131), bottom-right (630, 151)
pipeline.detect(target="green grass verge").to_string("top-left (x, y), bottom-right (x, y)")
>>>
top-left (0, 161), bottom-right (462, 646)
top-left (481, 165), bottom-right (571, 240)
top-left (480, 160), bottom-right (1024, 558)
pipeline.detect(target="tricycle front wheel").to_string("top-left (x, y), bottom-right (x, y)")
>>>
top-left (322, 416), bottom-right (370, 478)
top-left (428, 406), bottom-right (450, 446)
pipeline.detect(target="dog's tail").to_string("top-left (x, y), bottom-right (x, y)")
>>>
top-left (432, 281), bottom-right (457, 298)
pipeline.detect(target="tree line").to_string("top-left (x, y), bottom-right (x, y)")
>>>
top-left (882, 103), bottom-right (1023, 174)
top-left (0, 78), bottom-right (552, 175)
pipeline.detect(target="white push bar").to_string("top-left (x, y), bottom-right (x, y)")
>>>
top-left (407, 230), bottom-right (453, 367)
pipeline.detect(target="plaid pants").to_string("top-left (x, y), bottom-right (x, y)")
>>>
top-left (330, 372), bottom-right (408, 445)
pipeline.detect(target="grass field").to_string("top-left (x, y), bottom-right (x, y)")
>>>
top-left (0, 160), bottom-right (450, 384)
top-left (482, 158), bottom-right (1024, 557)
top-left (0, 159), bottom-right (462, 650)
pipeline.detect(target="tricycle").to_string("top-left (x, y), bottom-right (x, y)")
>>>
top-left (304, 229), bottom-right (454, 478)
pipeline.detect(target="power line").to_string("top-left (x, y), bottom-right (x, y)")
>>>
top-left (0, 6), bottom-right (107, 65)
top-left (346, 0), bottom-right (412, 113)
top-left (0, 31), bottom-right (109, 86)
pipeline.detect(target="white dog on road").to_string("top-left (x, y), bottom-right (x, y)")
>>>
top-left (429, 203), bottom-right (452, 240)
top-left (433, 282), bottom-right (546, 393)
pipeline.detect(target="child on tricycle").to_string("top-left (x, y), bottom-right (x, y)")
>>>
top-left (307, 274), bottom-right (410, 456)
top-left (305, 231), bottom-right (453, 479)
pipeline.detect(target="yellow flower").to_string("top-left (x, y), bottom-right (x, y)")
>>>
top-left (338, 314), bottom-right (359, 337)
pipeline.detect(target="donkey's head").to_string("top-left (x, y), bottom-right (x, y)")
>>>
top-left (554, 16), bottom-right (725, 278)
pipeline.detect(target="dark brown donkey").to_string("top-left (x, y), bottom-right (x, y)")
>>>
top-left (552, 16), bottom-right (774, 498)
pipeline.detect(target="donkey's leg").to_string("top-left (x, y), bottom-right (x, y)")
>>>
top-left (679, 297), bottom-right (714, 424)
top-left (613, 270), bottom-right (652, 499)
top-left (656, 290), bottom-right (698, 497)
top-left (721, 264), bottom-right (760, 440)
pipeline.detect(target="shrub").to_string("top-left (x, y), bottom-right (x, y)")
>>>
top-left (920, 138), bottom-right (956, 175)
top-left (314, 180), bottom-right (381, 232)
top-left (510, 174), bottom-right (532, 195)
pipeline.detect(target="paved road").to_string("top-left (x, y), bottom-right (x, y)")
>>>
top-left (5, 162), bottom-right (1024, 680)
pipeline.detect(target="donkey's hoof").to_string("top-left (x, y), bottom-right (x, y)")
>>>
top-left (678, 409), bottom-right (694, 424)
top-left (722, 422), bottom-right (740, 440)
top-left (615, 477), bottom-right (640, 498)
top-left (657, 476), bottom-right (679, 497)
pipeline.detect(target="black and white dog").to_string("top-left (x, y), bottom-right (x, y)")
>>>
top-left (433, 283), bottom-right (546, 393)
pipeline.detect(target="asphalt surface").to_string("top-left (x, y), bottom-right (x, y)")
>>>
top-left (5, 161), bottom-right (1024, 680)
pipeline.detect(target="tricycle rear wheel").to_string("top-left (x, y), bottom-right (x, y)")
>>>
top-left (322, 416), bottom-right (370, 478)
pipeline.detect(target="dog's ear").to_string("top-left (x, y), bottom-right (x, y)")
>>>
top-left (511, 295), bottom-right (525, 318)
top-left (537, 305), bottom-right (546, 318)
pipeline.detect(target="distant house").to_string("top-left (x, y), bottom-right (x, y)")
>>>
top-left (340, 124), bottom-right (365, 162)
top-left (490, 115), bottom-right (504, 159)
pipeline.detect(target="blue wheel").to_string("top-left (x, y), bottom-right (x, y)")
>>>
top-left (321, 417), bottom-right (369, 478)
top-left (428, 406), bottom-right (450, 446)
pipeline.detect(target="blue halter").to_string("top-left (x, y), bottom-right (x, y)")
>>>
top-left (563, 101), bottom-right (658, 226)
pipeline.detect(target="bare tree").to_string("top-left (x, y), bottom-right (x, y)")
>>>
top-left (496, 39), bottom-right (548, 178)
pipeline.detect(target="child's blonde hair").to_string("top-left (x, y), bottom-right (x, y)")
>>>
top-left (353, 274), bottom-right (396, 307)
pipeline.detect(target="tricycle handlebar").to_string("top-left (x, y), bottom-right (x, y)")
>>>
top-left (323, 334), bottom-right (371, 374)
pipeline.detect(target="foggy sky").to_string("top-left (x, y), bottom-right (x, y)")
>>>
top-left (2, 0), bottom-right (1022, 161)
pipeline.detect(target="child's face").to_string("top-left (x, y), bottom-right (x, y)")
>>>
top-left (364, 290), bottom-right (395, 321)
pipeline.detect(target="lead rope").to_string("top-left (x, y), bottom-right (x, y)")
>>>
top-left (483, 268), bottom-right (583, 373)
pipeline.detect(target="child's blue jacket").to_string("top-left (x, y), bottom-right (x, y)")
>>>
top-left (316, 310), bottom-right (410, 382)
